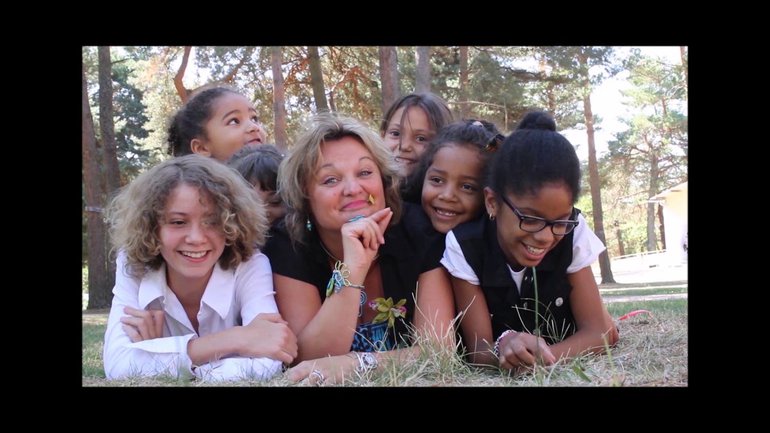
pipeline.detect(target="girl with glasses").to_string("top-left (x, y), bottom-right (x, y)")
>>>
top-left (442, 111), bottom-right (619, 373)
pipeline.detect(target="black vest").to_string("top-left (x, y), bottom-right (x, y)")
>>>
top-left (453, 216), bottom-right (576, 344)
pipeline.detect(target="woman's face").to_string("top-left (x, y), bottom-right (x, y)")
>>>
top-left (307, 136), bottom-right (386, 235)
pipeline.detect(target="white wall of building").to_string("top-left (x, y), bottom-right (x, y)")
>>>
top-left (652, 182), bottom-right (688, 264)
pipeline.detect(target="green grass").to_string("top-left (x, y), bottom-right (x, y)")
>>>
top-left (601, 286), bottom-right (687, 297)
top-left (606, 298), bottom-right (687, 316)
top-left (82, 314), bottom-right (106, 379)
top-left (83, 297), bottom-right (687, 387)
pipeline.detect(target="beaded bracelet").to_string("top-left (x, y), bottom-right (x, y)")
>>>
top-left (493, 329), bottom-right (518, 358)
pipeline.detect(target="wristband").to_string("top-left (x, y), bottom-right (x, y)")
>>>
top-left (493, 329), bottom-right (517, 358)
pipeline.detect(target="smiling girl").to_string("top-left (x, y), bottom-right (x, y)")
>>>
top-left (167, 86), bottom-right (267, 162)
top-left (443, 111), bottom-right (618, 373)
top-left (103, 155), bottom-right (296, 381)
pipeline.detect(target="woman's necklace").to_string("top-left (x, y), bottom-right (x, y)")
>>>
top-left (319, 240), bottom-right (379, 264)
top-left (319, 241), bottom-right (342, 263)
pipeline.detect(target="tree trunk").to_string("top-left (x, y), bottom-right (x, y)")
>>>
top-left (415, 46), bottom-right (431, 93)
top-left (657, 203), bottom-right (666, 250)
top-left (83, 60), bottom-right (112, 309)
top-left (583, 94), bottom-right (615, 283)
top-left (271, 46), bottom-right (289, 152)
top-left (615, 222), bottom-right (625, 256)
top-left (647, 154), bottom-right (660, 252)
top-left (98, 46), bottom-right (119, 294)
top-left (579, 51), bottom-right (614, 283)
top-left (459, 46), bottom-right (470, 118)
top-left (680, 46), bottom-right (688, 95)
top-left (379, 46), bottom-right (400, 117)
top-left (174, 46), bottom-right (193, 103)
top-left (307, 46), bottom-right (329, 112)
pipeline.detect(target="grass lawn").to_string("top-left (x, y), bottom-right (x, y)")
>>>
top-left (82, 295), bottom-right (687, 387)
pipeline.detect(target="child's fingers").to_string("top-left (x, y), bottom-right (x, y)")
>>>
top-left (123, 306), bottom-right (161, 339)
top-left (123, 306), bottom-right (144, 317)
top-left (253, 312), bottom-right (288, 325)
top-left (121, 324), bottom-right (141, 342)
top-left (535, 338), bottom-right (556, 365)
top-left (121, 315), bottom-right (151, 340)
top-left (150, 310), bottom-right (165, 338)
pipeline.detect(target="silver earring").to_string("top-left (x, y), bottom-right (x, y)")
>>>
top-left (489, 214), bottom-right (495, 221)
top-left (306, 218), bottom-right (313, 231)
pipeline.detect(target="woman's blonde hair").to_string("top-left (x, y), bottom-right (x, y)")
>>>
top-left (105, 154), bottom-right (268, 278)
top-left (279, 112), bottom-right (402, 246)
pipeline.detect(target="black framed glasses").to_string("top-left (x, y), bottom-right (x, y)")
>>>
top-left (499, 194), bottom-right (579, 236)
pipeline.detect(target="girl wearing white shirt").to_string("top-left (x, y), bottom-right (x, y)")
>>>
top-left (103, 154), bottom-right (297, 381)
top-left (443, 112), bottom-right (619, 373)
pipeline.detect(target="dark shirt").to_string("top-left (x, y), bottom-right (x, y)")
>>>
top-left (451, 216), bottom-right (576, 344)
top-left (263, 202), bottom-right (444, 352)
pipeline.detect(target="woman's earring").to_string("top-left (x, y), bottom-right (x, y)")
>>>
top-left (489, 214), bottom-right (496, 221)
top-left (306, 218), bottom-right (313, 231)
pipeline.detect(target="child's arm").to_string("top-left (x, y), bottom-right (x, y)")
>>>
top-left (184, 315), bottom-right (289, 381)
top-left (451, 276), bottom-right (497, 366)
top-left (103, 251), bottom-right (197, 380)
top-left (186, 253), bottom-right (296, 380)
top-left (413, 267), bottom-right (456, 349)
top-left (548, 266), bottom-right (618, 360)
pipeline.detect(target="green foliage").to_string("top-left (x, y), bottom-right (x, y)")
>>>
top-left (111, 62), bottom-right (153, 181)
top-left (84, 46), bottom-right (685, 269)
top-left (608, 53), bottom-right (688, 184)
top-left (125, 49), bottom-right (179, 162)
top-left (605, 52), bottom-right (687, 253)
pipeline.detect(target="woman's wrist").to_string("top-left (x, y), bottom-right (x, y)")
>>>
top-left (326, 261), bottom-right (365, 297)
top-left (348, 351), bottom-right (379, 373)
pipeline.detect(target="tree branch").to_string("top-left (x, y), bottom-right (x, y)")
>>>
top-left (174, 46), bottom-right (192, 103)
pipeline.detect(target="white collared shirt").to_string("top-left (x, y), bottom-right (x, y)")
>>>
top-left (442, 213), bottom-right (606, 291)
top-left (103, 250), bottom-right (283, 382)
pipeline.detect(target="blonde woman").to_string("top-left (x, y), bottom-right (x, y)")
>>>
top-left (264, 113), bottom-right (455, 385)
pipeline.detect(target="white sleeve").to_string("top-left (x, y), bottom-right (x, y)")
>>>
top-left (440, 230), bottom-right (480, 285)
top-left (567, 213), bottom-right (607, 273)
top-left (194, 357), bottom-right (283, 382)
top-left (103, 251), bottom-right (195, 380)
top-left (235, 251), bottom-right (280, 325)
top-left (228, 251), bottom-right (284, 378)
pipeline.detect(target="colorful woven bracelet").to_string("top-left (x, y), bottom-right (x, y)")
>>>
top-left (325, 260), bottom-right (365, 297)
